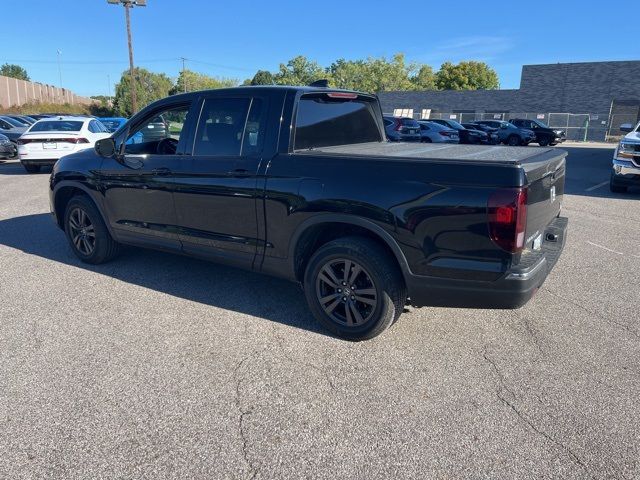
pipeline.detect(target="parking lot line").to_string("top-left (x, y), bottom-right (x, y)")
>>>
top-left (584, 181), bottom-right (608, 192)
top-left (587, 240), bottom-right (640, 259)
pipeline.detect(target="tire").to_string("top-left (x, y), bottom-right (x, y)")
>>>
top-left (23, 164), bottom-right (41, 173)
top-left (64, 194), bottom-right (120, 264)
top-left (507, 135), bottom-right (520, 146)
top-left (538, 137), bottom-right (550, 147)
top-left (609, 175), bottom-right (627, 193)
top-left (303, 236), bottom-right (407, 341)
top-left (421, 137), bottom-right (432, 143)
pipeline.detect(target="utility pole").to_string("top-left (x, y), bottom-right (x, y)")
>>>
top-left (180, 57), bottom-right (187, 93)
top-left (107, 0), bottom-right (147, 113)
top-left (56, 49), bottom-right (63, 102)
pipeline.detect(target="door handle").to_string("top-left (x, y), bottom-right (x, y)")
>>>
top-left (152, 167), bottom-right (172, 176)
top-left (227, 168), bottom-right (250, 177)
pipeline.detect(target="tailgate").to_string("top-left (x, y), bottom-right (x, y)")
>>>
top-left (522, 150), bottom-right (567, 247)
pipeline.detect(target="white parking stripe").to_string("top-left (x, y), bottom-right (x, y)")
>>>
top-left (585, 181), bottom-right (608, 192)
top-left (587, 241), bottom-right (640, 259)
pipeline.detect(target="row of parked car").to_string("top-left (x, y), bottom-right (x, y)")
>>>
top-left (0, 113), bottom-right (167, 172)
top-left (383, 116), bottom-right (567, 147)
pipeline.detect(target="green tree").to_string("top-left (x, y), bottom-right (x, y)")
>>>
top-left (435, 61), bottom-right (499, 90)
top-left (172, 69), bottom-right (237, 94)
top-left (250, 70), bottom-right (275, 85)
top-left (329, 59), bottom-right (369, 91)
top-left (410, 65), bottom-right (436, 90)
top-left (0, 63), bottom-right (30, 81)
top-left (274, 56), bottom-right (327, 86)
top-left (329, 54), bottom-right (418, 93)
top-left (114, 68), bottom-right (173, 116)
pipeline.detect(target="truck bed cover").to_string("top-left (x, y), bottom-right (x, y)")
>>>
top-left (304, 142), bottom-right (566, 166)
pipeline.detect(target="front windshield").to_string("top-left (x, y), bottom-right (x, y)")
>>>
top-left (448, 120), bottom-right (465, 130)
top-left (533, 119), bottom-right (549, 128)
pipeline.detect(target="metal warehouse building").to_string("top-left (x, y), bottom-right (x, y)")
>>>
top-left (377, 60), bottom-right (640, 141)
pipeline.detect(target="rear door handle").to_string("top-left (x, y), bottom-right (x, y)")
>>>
top-left (152, 167), bottom-right (172, 176)
top-left (227, 169), bottom-right (250, 177)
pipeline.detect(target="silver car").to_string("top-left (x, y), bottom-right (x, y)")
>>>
top-left (418, 121), bottom-right (459, 143)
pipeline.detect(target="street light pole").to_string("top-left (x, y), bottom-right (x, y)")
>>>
top-left (124, 2), bottom-right (137, 113)
top-left (108, 0), bottom-right (147, 114)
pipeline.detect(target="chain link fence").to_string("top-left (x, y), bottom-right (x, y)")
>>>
top-left (390, 108), bottom-right (639, 142)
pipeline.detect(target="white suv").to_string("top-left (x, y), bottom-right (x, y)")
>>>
top-left (17, 116), bottom-right (111, 173)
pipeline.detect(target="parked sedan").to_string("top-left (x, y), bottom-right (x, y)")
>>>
top-left (475, 120), bottom-right (535, 146)
top-left (427, 118), bottom-right (481, 144)
top-left (0, 117), bottom-right (27, 144)
top-left (0, 133), bottom-right (17, 159)
top-left (17, 116), bottom-right (111, 173)
top-left (4, 115), bottom-right (37, 126)
top-left (383, 116), bottom-right (421, 142)
top-left (418, 121), bottom-right (459, 143)
top-left (462, 123), bottom-right (499, 144)
top-left (509, 118), bottom-right (566, 146)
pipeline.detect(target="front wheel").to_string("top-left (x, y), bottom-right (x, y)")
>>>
top-left (304, 237), bottom-right (407, 341)
top-left (64, 195), bottom-right (120, 264)
top-left (538, 137), bottom-right (550, 147)
top-left (507, 135), bottom-right (521, 146)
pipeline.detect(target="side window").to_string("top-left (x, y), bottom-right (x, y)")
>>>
top-left (125, 104), bottom-right (190, 155)
top-left (88, 120), bottom-right (98, 133)
top-left (0, 120), bottom-right (10, 129)
top-left (193, 97), bottom-right (251, 156)
top-left (383, 119), bottom-right (393, 127)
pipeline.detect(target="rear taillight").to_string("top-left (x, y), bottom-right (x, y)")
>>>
top-left (63, 138), bottom-right (89, 144)
top-left (17, 139), bottom-right (31, 145)
top-left (487, 187), bottom-right (527, 253)
top-left (394, 120), bottom-right (403, 131)
top-left (439, 131), bottom-right (451, 137)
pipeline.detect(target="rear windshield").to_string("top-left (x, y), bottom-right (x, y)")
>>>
top-left (400, 118), bottom-right (419, 127)
top-left (30, 121), bottom-right (83, 132)
top-left (294, 94), bottom-right (382, 150)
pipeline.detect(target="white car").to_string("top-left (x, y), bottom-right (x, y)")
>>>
top-left (610, 121), bottom-right (640, 193)
top-left (17, 116), bottom-right (111, 173)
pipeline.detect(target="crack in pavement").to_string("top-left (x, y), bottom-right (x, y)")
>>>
top-left (271, 326), bottom-right (336, 391)
top-left (233, 350), bottom-right (263, 480)
top-left (543, 287), bottom-right (640, 341)
top-left (482, 347), bottom-right (594, 477)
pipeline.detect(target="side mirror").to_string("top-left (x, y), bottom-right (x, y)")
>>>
top-left (95, 138), bottom-right (116, 158)
top-left (619, 123), bottom-right (634, 133)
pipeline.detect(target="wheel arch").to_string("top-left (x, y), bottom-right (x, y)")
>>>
top-left (288, 214), bottom-right (411, 283)
top-left (53, 182), bottom-right (113, 235)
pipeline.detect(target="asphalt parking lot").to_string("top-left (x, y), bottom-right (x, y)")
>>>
top-left (1, 144), bottom-right (638, 479)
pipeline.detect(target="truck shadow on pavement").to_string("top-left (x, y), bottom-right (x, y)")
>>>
top-left (0, 212), bottom-right (330, 337)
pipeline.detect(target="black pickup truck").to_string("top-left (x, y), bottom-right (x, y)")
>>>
top-left (49, 85), bottom-right (568, 340)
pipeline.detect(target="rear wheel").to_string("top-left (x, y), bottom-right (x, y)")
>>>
top-left (507, 135), bottom-right (521, 146)
top-left (421, 137), bottom-right (432, 143)
top-left (304, 237), bottom-right (407, 341)
top-left (64, 195), bottom-right (120, 264)
top-left (23, 164), bottom-right (41, 173)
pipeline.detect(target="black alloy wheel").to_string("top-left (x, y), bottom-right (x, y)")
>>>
top-left (64, 195), bottom-right (120, 264)
top-left (316, 258), bottom-right (378, 327)
top-left (304, 236), bottom-right (407, 341)
top-left (68, 207), bottom-right (96, 256)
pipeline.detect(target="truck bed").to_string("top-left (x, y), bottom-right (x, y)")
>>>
top-left (305, 142), bottom-right (564, 166)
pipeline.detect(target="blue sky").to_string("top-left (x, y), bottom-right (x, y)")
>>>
top-left (1, 0), bottom-right (636, 97)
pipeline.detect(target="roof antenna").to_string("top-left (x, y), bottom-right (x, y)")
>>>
top-left (309, 79), bottom-right (329, 88)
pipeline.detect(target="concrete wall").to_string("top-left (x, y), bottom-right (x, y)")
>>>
top-left (0, 75), bottom-right (93, 109)
top-left (378, 60), bottom-right (640, 116)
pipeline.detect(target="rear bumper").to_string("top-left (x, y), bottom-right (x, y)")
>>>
top-left (20, 158), bottom-right (60, 166)
top-left (406, 216), bottom-right (568, 309)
